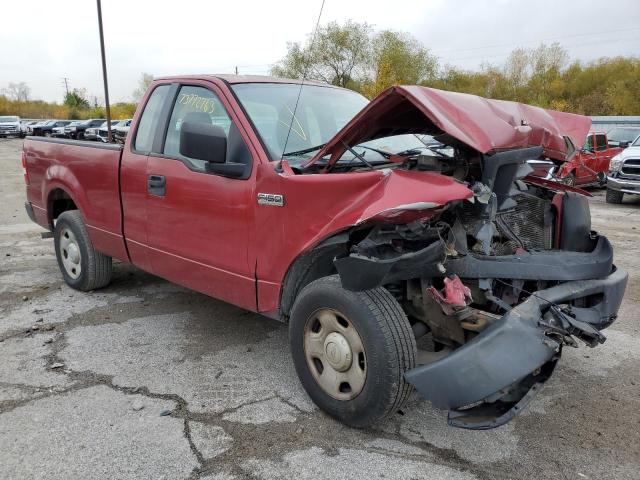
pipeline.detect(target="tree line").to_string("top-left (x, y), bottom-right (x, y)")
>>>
top-left (271, 20), bottom-right (640, 116)
top-left (0, 74), bottom-right (153, 120)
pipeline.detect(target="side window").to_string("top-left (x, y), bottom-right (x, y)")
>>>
top-left (595, 134), bottom-right (607, 151)
top-left (134, 84), bottom-right (171, 152)
top-left (583, 135), bottom-right (594, 151)
top-left (162, 86), bottom-right (232, 170)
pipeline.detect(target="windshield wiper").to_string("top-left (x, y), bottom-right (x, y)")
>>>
top-left (357, 145), bottom-right (391, 159)
top-left (341, 140), bottom-right (374, 170)
top-left (282, 143), bottom-right (326, 157)
top-left (412, 136), bottom-right (449, 157)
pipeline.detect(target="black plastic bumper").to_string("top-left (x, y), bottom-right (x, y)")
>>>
top-left (404, 267), bottom-right (628, 429)
top-left (335, 235), bottom-right (614, 291)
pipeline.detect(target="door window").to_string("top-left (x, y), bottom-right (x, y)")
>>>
top-left (163, 86), bottom-right (233, 171)
top-left (134, 84), bottom-right (171, 152)
top-left (595, 134), bottom-right (607, 151)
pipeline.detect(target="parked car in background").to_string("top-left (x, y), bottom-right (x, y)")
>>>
top-left (27, 120), bottom-right (46, 134)
top-left (113, 120), bottom-right (131, 144)
top-left (607, 127), bottom-right (640, 149)
top-left (33, 120), bottom-right (72, 137)
top-left (97, 119), bottom-right (131, 142)
top-left (65, 118), bottom-right (105, 140)
top-left (84, 121), bottom-right (110, 141)
top-left (20, 120), bottom-right (33, 135)
top-left (0, 115), bottom-right (25, 138)
top-left (53, 121), bottom-right (76, 138)
top-left (606, 135), bottom-right (640, 203)
top-left (529, 131), bottom-right (622, 187)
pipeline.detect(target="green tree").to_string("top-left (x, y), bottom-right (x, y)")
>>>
top-left (271, 20), bottom-right (372, 88)
top-left (132, 73), bottom-right (154, 101)
top-left (64, 88), bottom-right (90, 109)
top-left (363, 30), bottom-right (437, 98)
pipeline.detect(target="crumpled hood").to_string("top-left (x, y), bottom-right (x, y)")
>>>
top-left (305, 86), bottom-right (592, 166)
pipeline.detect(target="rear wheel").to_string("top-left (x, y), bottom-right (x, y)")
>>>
top-left (606, 188), bottom-right (624, 204)
top-left (289, 275), bottom-right (416, 428)
top-left (54, 210), bottom-right (112, 291)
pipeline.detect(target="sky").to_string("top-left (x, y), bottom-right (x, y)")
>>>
top-left (1, 0), bottom-right (638, 104)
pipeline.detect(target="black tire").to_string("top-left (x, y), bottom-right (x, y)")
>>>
top-left (77, 131), bottom-right (84, 140)
top-left (606, 188), bottom-right (623, 204)
top-left (289, 275), bottom-right (416, 428)
top-left (563, 172), bottom-right (576, 187)
top-left (54, 210), bottom-right (112, 291)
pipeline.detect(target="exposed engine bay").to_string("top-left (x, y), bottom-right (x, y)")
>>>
top-left (323, 143), bottom-right (627, 429)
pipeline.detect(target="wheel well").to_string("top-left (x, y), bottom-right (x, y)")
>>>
top-left (48, 189), bottom-right (77, 228)
top-left (279, 233), bottom-right (351, 321)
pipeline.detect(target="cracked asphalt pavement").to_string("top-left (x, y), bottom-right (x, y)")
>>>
top-left (1, 138), bottom-right (639, 479)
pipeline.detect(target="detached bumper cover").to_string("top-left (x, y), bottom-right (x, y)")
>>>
top-left (336, 235), bottom-right (614, 291)
top-left (404, 267), bottom-right (627, 429)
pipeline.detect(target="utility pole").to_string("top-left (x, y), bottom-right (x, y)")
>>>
top-left (235, 66), bottom-right (238, 75)
top-left (96, 0), bottom-right (112, 142)
top-left (61, 77), bottom-right (70, 96)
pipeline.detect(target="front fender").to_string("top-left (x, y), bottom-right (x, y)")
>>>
top-left (254, 163), bottom-right (473, 313)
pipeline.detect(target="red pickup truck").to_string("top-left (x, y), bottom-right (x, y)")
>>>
top-left (23, 76), bottom-right (627, 430)
top-left (529, 131), bottom-right (623, 187)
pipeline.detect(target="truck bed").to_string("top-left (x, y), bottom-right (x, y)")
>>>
top-left (23, 137), bottom-right (128, 261)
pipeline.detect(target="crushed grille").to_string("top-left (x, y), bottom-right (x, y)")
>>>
top-left (496, 194), bottom-right (553, 251)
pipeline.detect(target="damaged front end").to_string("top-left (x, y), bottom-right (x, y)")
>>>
top-left (333, 146), bottom-right (628, 430)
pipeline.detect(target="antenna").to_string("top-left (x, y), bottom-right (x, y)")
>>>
top-left (280, 0), bottom-right (326, 160)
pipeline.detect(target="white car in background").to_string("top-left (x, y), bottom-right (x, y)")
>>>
top-left (606, 135), bottom-right (640, 203)
top-left (0, 115), bottom-right (25, 138)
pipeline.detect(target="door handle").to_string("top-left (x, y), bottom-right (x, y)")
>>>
top-left (148, 174), bottom-right (166, 196)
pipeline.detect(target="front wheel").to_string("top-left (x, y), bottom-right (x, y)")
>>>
top-left (562, 172), bottom-right (576, 187)
top-left (289, 275), bottom-right (416, 428)
top-left (606, 188), bottom-right (624, 204)
top-left (54, 210), bottom-right (113, 291)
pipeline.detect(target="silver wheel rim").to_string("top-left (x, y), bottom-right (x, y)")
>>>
top-left (304, 308), bottom-right (366, 400)
top-left (59, 227), bottom-right (81, 279)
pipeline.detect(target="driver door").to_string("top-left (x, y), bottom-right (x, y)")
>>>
top-left (144, 83), bottom-right (257, 310)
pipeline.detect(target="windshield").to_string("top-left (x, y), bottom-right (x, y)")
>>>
top-left (232, 83), bottom-right (369, 160)
top-left (0, 116), bottom-right (19, 122)
top-left (608, 128), bottom-right (640, 143)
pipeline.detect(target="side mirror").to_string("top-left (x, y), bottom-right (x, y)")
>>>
top-left (180, 122), bottom-right (227, 164)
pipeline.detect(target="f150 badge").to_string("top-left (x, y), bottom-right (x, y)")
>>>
top-left (257, 193), bottom-right (284, 207)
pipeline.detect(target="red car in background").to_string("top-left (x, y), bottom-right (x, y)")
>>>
top-left (530, 131), bottom-right (623, 187)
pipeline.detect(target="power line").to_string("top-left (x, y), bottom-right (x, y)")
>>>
top-left (445, 34), bottom-right (640, 63)
top-left (429, 26), bottom-right (640, 56)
